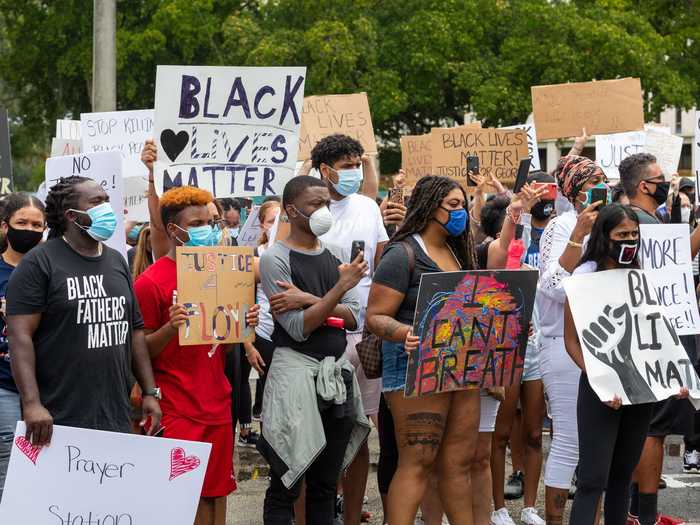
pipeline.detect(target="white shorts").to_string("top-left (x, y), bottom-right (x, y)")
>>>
top-left (344, 331), bottom-right (381, 416)
top-left (479, 391), bottom-right (501, 433)
top-left (521, 341), bottom-right (542, 382)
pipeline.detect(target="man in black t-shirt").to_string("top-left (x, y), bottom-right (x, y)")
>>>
top-left (6, 176), bottom-right (161, 445)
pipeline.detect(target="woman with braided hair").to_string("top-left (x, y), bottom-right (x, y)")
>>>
top-left (6, 176), bottom-right (162, 447)
top-left (535, 155), bottom-right (607, 525)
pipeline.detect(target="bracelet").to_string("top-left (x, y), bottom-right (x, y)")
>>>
top-left (470, 209), bottom-right (481, 226)
top-left (567, 239), bottom-right (583, 249)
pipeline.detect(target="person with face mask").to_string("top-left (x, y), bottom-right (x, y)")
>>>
top-left (133, 186), bottom-right (259, 525)
top-left (535, 155), bottom-right (607, 525)
top-left (563, 204), bottom-right (654, 525)
top-left (619, 154), bottom-right (697, 525)
top-left (0, 193), bottom-right (45, 499)
top-left (6, 177), bottom-right (162, 447)
top-left (257, 176), bottom-right (368, 525)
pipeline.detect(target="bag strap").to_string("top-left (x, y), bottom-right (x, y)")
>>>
top-left (400, 240), bottom-right (416, 276)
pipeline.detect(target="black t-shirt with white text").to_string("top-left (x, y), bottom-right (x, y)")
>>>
top-left (6, 238), bottom-right (143, 432)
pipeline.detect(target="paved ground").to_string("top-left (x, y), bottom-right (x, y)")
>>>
top-left (226, 425), bottom-right (700, 525)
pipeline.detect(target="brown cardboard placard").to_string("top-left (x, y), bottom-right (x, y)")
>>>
top-left (400, 135), bottom-right (432, 187)
top-left (532, 78), bottom-right (644, 140)
top-left (430, 127), bottom-right (528, 190)
top-left (176, 246), bottom-right (255, 346)
top-left (298, 93), bottom-right (377, 160)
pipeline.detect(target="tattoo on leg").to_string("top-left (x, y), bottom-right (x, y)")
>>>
top-left (407, 412), bottom-right (445, 428)
top-left (403, 432), bottom-right (441, 448)
top-left (554, 493), bottom-right (567, 510)
top-left (545, 515), bottom-right (563, 525)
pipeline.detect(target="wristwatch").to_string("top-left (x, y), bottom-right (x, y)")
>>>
top-left (143, 387), bottom-right (162, 400)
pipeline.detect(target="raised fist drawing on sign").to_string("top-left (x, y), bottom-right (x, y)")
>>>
top-left (580, 303), bottom-right (655, 404)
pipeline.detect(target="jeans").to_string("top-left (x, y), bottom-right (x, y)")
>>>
top-left (263, 406), bottom-right (354, 525)
top-left (381, 340), bottom-right (408, 392)
top-left (0, 388), bottom-right (20, 502)
top-left (569, 375), bottom-right (653, 525)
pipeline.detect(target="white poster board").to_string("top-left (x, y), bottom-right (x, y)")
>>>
top-left (564, 269), bottom-right (700, 407)
top-left (153, 65), bottom-right (306, 198)
top-left (45, 151), bottom-right (127, 257)
top-left (81, 109), bottom-right (154, 178)
top-left (56, 119), bottom-right (81, 140)
top-left (639, 224), bottom-right (700, 335)
top-left (237, 205), bottom-right (262, 247)
top-left (123, 176), bottom-right (149, 222)
top-left (694, 110), bottom-right (700, 205)
top-left (644, 128), bottom-right (683, 180)
top-left (0, 423), bottom-right (211, 525)
top-left (595, 130), bottom-right (646, 180)
top-left (502, 123), bottom-right (541, 171)
top-left (50, 138), bottom-right (82, 157)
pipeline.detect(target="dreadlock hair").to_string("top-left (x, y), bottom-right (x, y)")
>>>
top-left (391, 175), bottom-right (477, 270)
top-left (45, 176), bottom-right (92, 239)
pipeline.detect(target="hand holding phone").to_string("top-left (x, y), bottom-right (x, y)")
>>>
top-left (513, 158), bottom-right (532, 193)
top-left (388, 188), bottom-right (404, 205)
top-left (351, 240), bottom-right (365, 262)
top-left (533, 182), bottom-right (557, 201)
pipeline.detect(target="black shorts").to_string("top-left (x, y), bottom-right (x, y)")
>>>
top-left (648, 397), bottom-right (695, 437)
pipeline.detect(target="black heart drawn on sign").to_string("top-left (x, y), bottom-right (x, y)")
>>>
top-left (160, 129), bottom-right (189, 162)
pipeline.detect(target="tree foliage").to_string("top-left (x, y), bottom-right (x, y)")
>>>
top-left (0, 0), bottom-right (698, 189)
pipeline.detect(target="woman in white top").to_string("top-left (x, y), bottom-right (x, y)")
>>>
top-left (536, 155), bottom-right (607, 524)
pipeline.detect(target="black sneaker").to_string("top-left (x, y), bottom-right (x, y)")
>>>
top-left (683, 450), bottom-right (700, 472)
top-left (238, 430), bottom-right (260, 448)
top-left (504, 471), bottom-right (524, 499)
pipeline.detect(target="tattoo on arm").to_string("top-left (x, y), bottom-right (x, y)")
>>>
top-left (381, 317), bottom-right (407, 339)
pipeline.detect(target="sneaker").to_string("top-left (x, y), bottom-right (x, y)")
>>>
top-left (683, 449), bottom-right (700, 471)
top-left (237, 430), bottom-right (259, 447)
top-left (521, 507), bottom-right (545, 525)
top-left (656, 514), bottom-right (685, 525)
top-left (252, 411), bottom-right (262, 422)
top-left (491, 507), bottom-right (517, 525)
top-left (627, 514), bottom-right (641, 525)
top-left (504, 471), bottom-right (524, 499)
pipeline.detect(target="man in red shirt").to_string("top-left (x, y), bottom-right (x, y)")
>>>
top-left (134, 186), bottom-right (259, 525)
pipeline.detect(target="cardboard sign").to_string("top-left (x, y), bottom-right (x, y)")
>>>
top-left (56, 119), bottom-right (81, 140)
top-left (406, 269), bottom-right (538, 397)
top-left (400, 134), bottom-right (432, 187)
top-left (644, 128), bottom-right (683, 180)
top-left (639, 224), bottom-right (700, 335)
top-left (595, 130), bottom-right (646, 180)
top-left (532, 78), bottom-right (644, 140)
top-left (123, 176), bottom-right (149, 222)
top-left (564, 269), bottom-right (700, 406)
top-left (176, 246), bottom-right (255, 346)
top-left (50, 138), bottom-right (82, 157)
top-left (502, 123), bottom-right (541, 171)
top-left (153, 65), bottom-right (306, 198)
top-left (298, 93), bottom-right (377, 160)
top-left (81, 109), bottom-right (154, 178)
top-left (0, 108), bottom-right (14, 196)
top-left (430, 127), bottom-right (528, 189)
top-left (695, 110), bottom-right (700, 205)
top-left (45, 151), bottom-right (127, 257)
top-left (0, 422), bottom-right (210, 524)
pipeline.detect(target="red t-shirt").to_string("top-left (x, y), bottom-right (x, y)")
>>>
top-left (134, 257), bottom-right (231, 424)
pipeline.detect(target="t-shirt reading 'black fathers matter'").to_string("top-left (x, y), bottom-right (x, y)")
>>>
top-left (6, 238), bottom-right (143, 433)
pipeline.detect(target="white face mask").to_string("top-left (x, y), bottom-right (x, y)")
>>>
top-left (295, 205), bottom-right (334, 237)
top-left (681, 207), bottom-right (692, 223)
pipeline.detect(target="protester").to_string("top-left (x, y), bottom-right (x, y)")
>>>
top-left (6, 176), bottom-right (162, 447)
top-left (536, 155), bottom-right (607, 525)
top-left (126, 221), bottom-right (145, 267)
top-left (130, 225), bottom-right (153, 279)
top-left (618, 153), bottom-right (700, 525)
top-left (133, 185), bottom-right (260, 525)
top-left (218, 197), bottom-right (242, 239)
top-left (0, 193), bottom-right (46, 499)
top-left (258, 175), bottom-right (370, 525)
top-left (564, 203), bottom-right (658, 525)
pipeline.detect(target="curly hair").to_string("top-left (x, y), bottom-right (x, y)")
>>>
top-left (619, 153), bottom-right (657, 198)
top-left (310, 134), bottom-right (364, 170)
top-left (391, 176), bottom-right (477, 270)
top-left (480, 195), bottom-right (511, 239)
top-left (159, 186), bottom-right (213, 226)
top-left (45, 176), bottom-right (92, 238)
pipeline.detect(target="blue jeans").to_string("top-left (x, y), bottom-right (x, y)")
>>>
top-left (0, 388), bottom-right (20, 502)
top-left (381, 340), bottom-right (408, 392)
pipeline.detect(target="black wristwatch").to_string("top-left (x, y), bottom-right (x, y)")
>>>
top-left (143, 387), bottom-right (162, 400)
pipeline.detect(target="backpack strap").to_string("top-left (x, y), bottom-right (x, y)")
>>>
top-left (400, 240), bottom-right (416, 276)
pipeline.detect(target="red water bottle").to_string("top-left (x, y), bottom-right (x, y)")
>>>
top-left (506, 224), bottom-right (525, 269)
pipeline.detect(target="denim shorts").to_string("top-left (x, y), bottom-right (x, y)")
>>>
top-left (381, 340), bottom-right (408, 392)
top-left (521, 341), bottom-right (542, 382)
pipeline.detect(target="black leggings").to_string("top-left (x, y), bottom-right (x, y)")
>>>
top-left (253, 337), bottom-right (276, 415)
top-left (225, 345), bottom-right (252, 429)
top-left (377, 393), bottom-right (398, 495)
top-left (569, 375), bottom-right (653, 525)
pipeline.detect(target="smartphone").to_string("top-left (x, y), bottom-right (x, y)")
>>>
top-left (533, 182), bottom-right (558, 201)
top-left (351, 240), bottom-right (365, 262)
top-left (466, 156), bottom-right (480, 186)
top-left (388, 188), bottom-right (404, 205)
top-left (589, 186), bottom-right (609, 206)
top-left (513, 158), bottom-right (532, 193)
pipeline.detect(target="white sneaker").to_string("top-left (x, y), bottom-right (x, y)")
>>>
top-left (521, 507), bottom-right (545, 525)
top-left (491, 507), bottom-right (516, 525)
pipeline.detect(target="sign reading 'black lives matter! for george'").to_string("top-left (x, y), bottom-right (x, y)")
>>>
top-left (154, 66), bottom-right (307, 198)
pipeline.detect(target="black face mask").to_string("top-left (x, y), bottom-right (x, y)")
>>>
top-left (646, 181), bottom-right (670, 206)
top-left (6, 225), bottom-right (43, 254)
top-left (610, 239), bottom-right (639, 265)
top-left (531, 200), bottom-right (554, 221)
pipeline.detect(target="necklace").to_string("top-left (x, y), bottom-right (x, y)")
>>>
top-left (62, 235), bottom-right (102, 256)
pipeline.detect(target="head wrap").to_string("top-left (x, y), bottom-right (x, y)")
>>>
top-left (555, 155), bottom-right (604, 204)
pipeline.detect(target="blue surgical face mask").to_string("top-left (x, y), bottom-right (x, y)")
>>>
top-left (127, 223), bottom-right (143, 243)
top-left (210, 224), bottom-right (223, 245)
top-left (173, 224), bottom-right (214, 247)
top-left (437, 207), bottom-right (468, 237)
top-left (70, 202), bottom-right (118, 242)
top-left (328, 165), bottom-right (363, 196)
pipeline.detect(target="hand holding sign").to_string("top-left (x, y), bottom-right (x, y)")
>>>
top-left (141, 138), bottom-right (157, 175)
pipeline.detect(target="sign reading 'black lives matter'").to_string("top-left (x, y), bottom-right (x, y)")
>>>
top-left (154, 66), bottom-right (306, 198)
